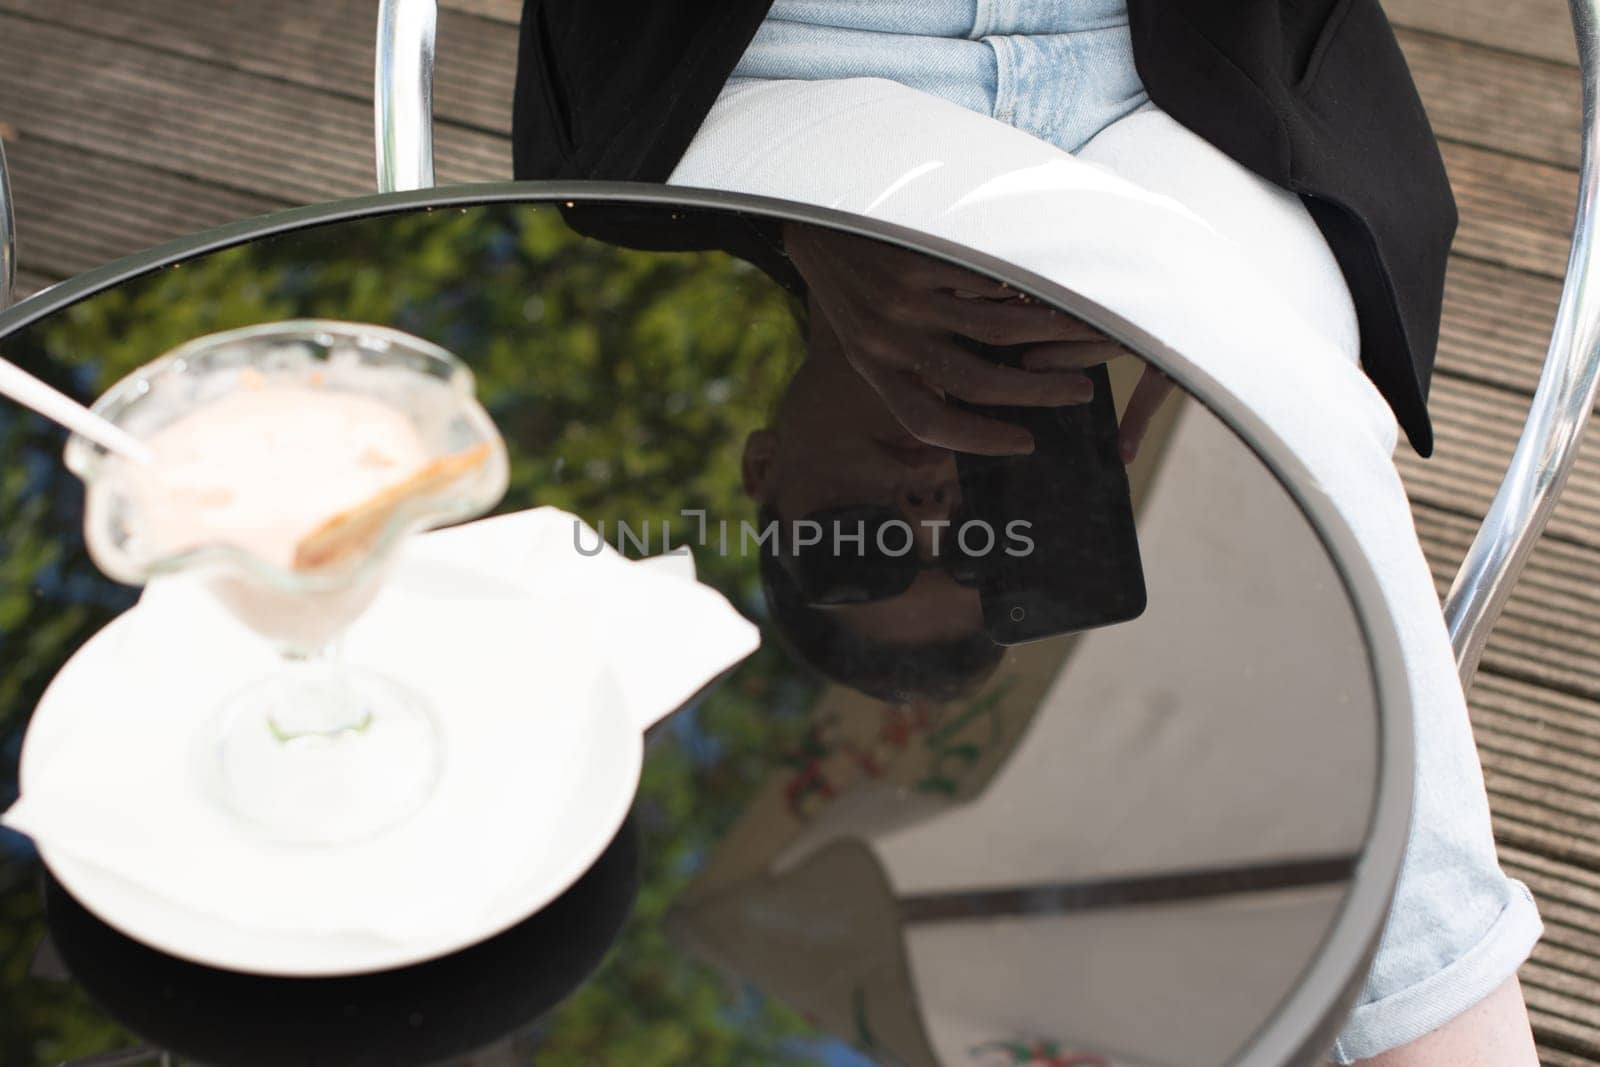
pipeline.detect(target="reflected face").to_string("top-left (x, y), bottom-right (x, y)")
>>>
top-left (743, 307), bottom-right (984, 645)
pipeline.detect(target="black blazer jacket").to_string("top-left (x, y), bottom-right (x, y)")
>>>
top-left (512, 0), bottom-right (1455, 455)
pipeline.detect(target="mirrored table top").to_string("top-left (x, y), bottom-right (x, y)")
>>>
top-left (0, 190), bottom-right (1397, 1067)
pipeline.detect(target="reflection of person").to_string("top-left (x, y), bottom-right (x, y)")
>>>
top-left (745, 242), bottom-right (1152, 702)
top-left (743, 286), bottom-right (1002, 702)
top-left (513, 3), bottom-right (1541, 1065)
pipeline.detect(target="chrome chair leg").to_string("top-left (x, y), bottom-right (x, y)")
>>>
top-left (0, 133), bottom-right (15, 311)
top-left (374, 0), bottom-right (437, 193)
top-left (1443, 0), bottom-right (1600, 690)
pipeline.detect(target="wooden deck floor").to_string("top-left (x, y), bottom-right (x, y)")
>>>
top-left (1, 0), bottom-right (1598, 1061)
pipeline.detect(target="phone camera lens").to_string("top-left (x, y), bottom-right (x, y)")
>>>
top-left (1009, 606), bottom-right (1026, 622)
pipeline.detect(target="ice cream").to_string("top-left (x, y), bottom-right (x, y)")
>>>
top-left (71, 323), bottom-right (510, 654)
top-left (112, 378), bottom-right (482, 653)
top-left (129, 383), bottom-right (431, 570)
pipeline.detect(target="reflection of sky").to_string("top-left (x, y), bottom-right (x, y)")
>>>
top-left (1, 725), bottom-right (31, 863)
top-left (1, 399), bottom-right (138, 874)
top-left (726, 986), bottom-right (881, 1067)
top-left (797, 1038), bottom-right (881, 1067)
top-left (0, 827), bottom-right (33, 864)
top-left (669, 701), bottom-right (728, 768)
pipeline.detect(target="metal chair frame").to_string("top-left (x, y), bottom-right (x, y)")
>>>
top-left (1440, 0), bottom-right (1600, 687)
top-left (0, 136), bottom-right (14, 314)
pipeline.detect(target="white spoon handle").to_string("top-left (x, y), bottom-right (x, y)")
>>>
top-left (0, 356), bottom-right (154, 464)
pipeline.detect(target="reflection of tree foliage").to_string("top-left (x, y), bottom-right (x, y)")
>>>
top-left (0, 204), bottom-right (832, 1063)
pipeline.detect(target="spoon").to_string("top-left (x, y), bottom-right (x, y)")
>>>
top-left (293, 442), bottom-right (493, 571)
top-left (0, 353), bottom-right (154, 464)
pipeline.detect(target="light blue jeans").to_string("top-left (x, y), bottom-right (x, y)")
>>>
top-left (720, 5), bottom-right (1543, 1062)
top-left (731, 0), bottom-right (1150, 155)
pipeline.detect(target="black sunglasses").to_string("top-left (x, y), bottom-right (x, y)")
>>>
top-left (769, 505), bottom-right (987, 606)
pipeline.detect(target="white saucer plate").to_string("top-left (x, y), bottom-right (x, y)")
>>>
top-left (19, 581), bottom-right (645, 978)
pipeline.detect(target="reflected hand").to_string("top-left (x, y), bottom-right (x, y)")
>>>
top-left (783, 224), bottom-right (1124, 455)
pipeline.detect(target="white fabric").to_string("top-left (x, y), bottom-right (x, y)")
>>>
top-left (669, 78), bottom-right (1540, 1061)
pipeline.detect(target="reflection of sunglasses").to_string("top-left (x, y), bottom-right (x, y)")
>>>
top-left (772, 505), bottom-right (986, 606)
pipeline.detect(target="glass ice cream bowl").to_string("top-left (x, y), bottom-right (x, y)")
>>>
top-left (64, 321), bottom-right (510, 844)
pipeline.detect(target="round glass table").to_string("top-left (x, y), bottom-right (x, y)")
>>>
top-left (0, 187), bottom-right (1409, 1067)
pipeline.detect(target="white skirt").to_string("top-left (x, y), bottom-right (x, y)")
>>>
top-left (669, 77), bottom-right (1542, 1062)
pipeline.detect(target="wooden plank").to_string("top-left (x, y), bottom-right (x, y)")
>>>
top-left (1526, 960), bottom-right (1600, 1033)
top-left (1522, 940), bottom-right (1600, 989)
top-left (1472, 672), bottom-right (1600, 753)
top-left (1399, 27), bottom-right (1581, 170)
top-left (1506, 875), bottom-right (1600, 960)
top-left (1514, 908), bottom-right (1600, 972)
top-left (1386, 0), bottom-right (1577, 66)
top-left (0, 0), bottom-right (518, 136)
top-left (1486, 798), bottom-right (1600, 890)
top-left (1481, 734), bottom-right (1600, 828)
top-left (12, 269), bottom-right (54, 301)
top-left (1444, 140), bottom-right (1577, 279)
top-left (1483, 629), bottom-right (1600, 703)
top-left (1411, 506), bottom-right (1600, 698)
top-left (1436, 257), bottom-right (1562, 396)
top-left (1524, 962), bottom-right (1600, 1056)
top-left (0, 13), bottom-right (510, 207)
top-left (1504, 846), bottom-right (1600, 925)
top-left (1473, 677), bottom-right (1600, 833)
top-left (1478, 714), bottom-right (1600, 798)
top-left (1493, 795), bottom-right (1600, 869)
top-left (4, 133), bottom-right (280, 281)
top-left (1400, 375), bottom-right (1600, 552)
top-left (439, 0), bottom-right (520, 25)
top-left (1476, 604), bottom-right (1600, 706)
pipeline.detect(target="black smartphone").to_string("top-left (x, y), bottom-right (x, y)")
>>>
top-left (955, 358), bottom-right (1147, 645)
